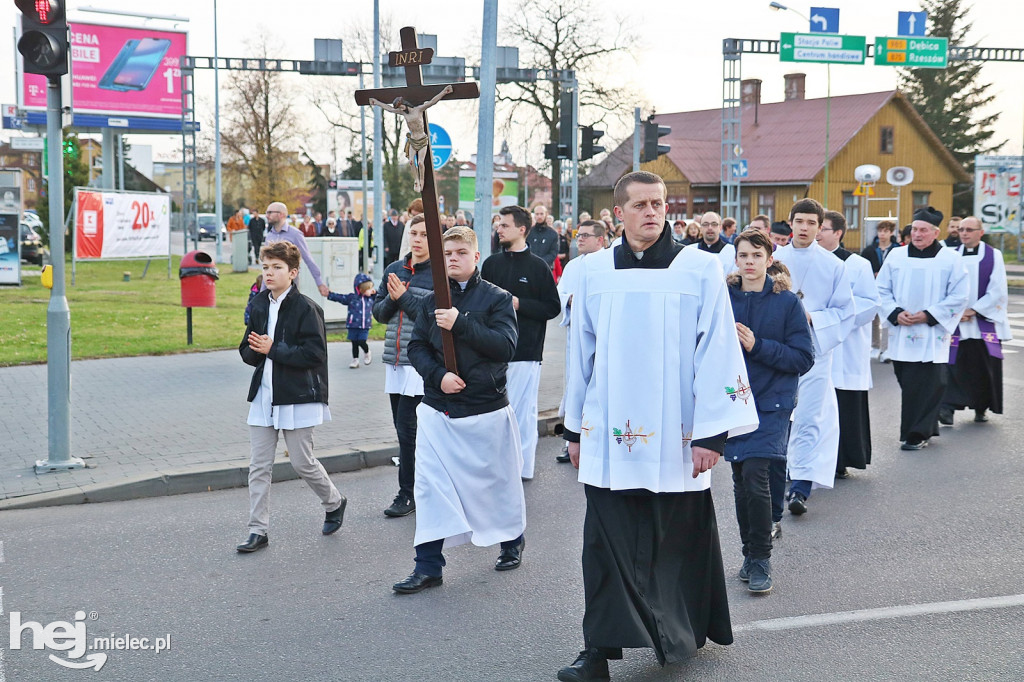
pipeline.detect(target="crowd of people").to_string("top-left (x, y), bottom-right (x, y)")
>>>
top-left (231, 174), bottom-right (1011, 681)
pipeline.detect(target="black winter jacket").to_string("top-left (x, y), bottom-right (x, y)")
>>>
top-left (525, 224), bottom-right (559, 268)
top-left (480, 247), bottom-right (561, 362)
top-left (240, 287), bottom-right (329, 405)
top-left (408, 270), bottom-right (518, 418)
top-left (372, 256), bottom-right (434, 367)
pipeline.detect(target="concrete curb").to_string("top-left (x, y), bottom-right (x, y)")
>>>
top-left (0, 411), bottom-right (565, 511)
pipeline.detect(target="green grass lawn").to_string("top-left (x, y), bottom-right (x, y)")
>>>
top-left (1, 256), bottom-right (384, 367)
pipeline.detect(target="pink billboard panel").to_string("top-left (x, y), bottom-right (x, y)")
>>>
top-left (22, 23), bottom-right (187, 119)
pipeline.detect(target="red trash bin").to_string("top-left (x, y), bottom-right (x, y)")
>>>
top-left (180, 250), bottom-right (219, 308)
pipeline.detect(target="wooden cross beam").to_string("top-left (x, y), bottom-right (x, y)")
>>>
top-left (354, 27), bottom-right (480, 374)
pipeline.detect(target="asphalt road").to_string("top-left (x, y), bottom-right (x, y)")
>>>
top-left (3, 339), bottom-right (1024, 681)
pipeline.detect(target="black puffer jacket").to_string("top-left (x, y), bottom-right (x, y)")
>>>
top-left (240, 287), bottom-right (329, 405)
top-left (372, 256), bottom-right (433, 366)
top-left (408, 270), bottom-right (518, 418)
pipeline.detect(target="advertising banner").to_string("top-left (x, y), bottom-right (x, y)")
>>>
top-left (22, 23), bottom-right (187, 119)
top-left (458, 170), bottom-right (520, 216)
top-left (74, 189), bottom-right (171, 260)
top-left (974, 155), bottom-right (1022, 235)
top-left (329, 180), bottom-right (384, 225)
top-left (0, 184), bottom-right (21, 285)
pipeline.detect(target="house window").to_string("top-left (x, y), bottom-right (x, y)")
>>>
top-left (842, 191), bottom-right (860, 230)
top-left (880, 126), bottom-right (894, 154)
top-left (757, 192), bottom-right (775, 222)
top-left (912, 190), bottom-right (931, 209)
top-left (739, 193), bottom-right (751, 226)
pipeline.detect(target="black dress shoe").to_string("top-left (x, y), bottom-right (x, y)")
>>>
top-left (788, 493), bottom-right (807, 516)
top-left (392, 572), bottom-right (443, 594)
top-left (556, 451), bottom-right (572, 463)
top-left (974, 410), bottom-right (989, 423)
top-left (901, 438), bottom-right (928, 451)
top-left (322, 496), bottom-right (347, 535)
top-left (835, 468), bottom-right (851, 480)
top-left (557, 648), bottom-right (610, 681)
top-left (236, 533), bottom-right (269, 553)
top-left (495, 537), bottom-right (525, 571)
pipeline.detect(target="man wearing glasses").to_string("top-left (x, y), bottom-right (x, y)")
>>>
top-left (686, 211), bottom-right (736, 272)
top-left (940, 216), bottom-right (1011, 427)
top-left (263, 201), bottom-right (331, 298)
top-left (554, 220), bottom-right (607, 464)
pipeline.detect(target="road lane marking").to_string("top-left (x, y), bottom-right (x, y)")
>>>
top-left (734, 594), bottom-right (1024, 633)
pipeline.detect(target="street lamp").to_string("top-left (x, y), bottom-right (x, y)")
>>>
top-left (770, 2), bottom-right (832, 209)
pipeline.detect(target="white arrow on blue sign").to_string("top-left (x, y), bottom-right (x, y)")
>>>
top-left (732, 159), bottom-right (749, 179)
top-left (428, 122), bottom-right (453, 170)
top-left (897, 11), bottom-right (927, 37)
top-left (809, 7), bottom-right (840, 34)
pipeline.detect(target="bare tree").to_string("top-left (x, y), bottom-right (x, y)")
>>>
top-left (497, 0), bottom-right (639, 206)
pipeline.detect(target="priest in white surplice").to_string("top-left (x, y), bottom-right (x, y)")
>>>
top-left (557, 172), bottom-right (758, 680)
top-left (772, 199), bottom-right (854, 516)
top-left (819, 211), bottom-right (880, 478)
top-left (939, 216), bottom-right (1011, 425)
top-left (877, 206), bottom-right (969, 450)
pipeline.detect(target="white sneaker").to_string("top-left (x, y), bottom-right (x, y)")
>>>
top-left (349, 359), bottom-right (359, 369)
top-left (364, 349), bottom-right (372, 365)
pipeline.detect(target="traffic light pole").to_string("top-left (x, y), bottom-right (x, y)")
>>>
top-left (37, 75), bottom-right (84, 473)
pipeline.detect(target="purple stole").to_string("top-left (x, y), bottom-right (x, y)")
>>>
top-left (949, 245), bottom-right (1003, 362)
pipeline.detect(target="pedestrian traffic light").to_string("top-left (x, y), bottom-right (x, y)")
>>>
top-left (642, 116), bottom-right (671, 163)
top-left (544, 142), bottom-right (569, 161)
top-left (17, 0), bottom-right (69, 78)
top-left (580, 126), bottom-right (605, 161)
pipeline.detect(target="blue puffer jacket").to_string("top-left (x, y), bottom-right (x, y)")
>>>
top-left (724, 272), bottom-right (815, 462)
top-left (327, 273), bottom-right (375, 330)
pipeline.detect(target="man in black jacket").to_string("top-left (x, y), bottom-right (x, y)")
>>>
top-left (525, 204), bottom-right (559, 268)
top-left (383, 209), bottom-right (404, 267)
top-left (482, 205), bottom-right (562, 479)
top-left (247, 209), bottom-right (266, 265)
top-left (393, 226), bottom-right (527, 594)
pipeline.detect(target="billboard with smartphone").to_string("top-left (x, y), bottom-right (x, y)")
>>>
top-left (21, 23), bottom-right (187, 119)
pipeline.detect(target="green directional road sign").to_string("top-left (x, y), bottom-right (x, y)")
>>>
top-left (874, 36), bottom-right (949, 68)
top-left (779, 32), bottom-right (867, 65)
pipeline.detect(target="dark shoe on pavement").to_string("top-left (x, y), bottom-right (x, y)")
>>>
top-left (835, 467), bottom-right (851, 479)
top-left (495, 537), bottom-right (525, 571)
top-left (788, 492), bottom-right (807, 516)
top-left (322, 497), bottom-right (347, 535)
top-left (236, 533), bottom-right (269, 553)
top-left (939, 408), bottom-right (954, 426)
top-left (557, 648), bottom-right (610, 682)
top-left (771, 521), bottom-right (783, 539)
top-left (974, 410), bottom-right (989, 423)
top-left (747, 558), bottom-right (773, 594)
top-left (384, 494), bottom-right (416, 518)
top-left (392, 572), bottom-right (443, 594)
top-left (556, 444), bottom-right (571, 463)
top-left (901, 438), bottom-right (928, 451)
top-left (738, 555), bottom-right (752, 582)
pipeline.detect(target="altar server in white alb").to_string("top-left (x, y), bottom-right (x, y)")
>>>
top-left (554, 220), bottom-right (608, 464)
top-left (877, 206), bottom-right (969, 451)
top-left (772, 199), bottom-right (854, 516)
top-left (557, 172), bottom-right (758, 681)
top-left (818, 211), bottom-right (880, 479)
top-left (392, 227), bottom-right (527, 594)
top-left (482, 205), bottom-right (562, 480)
top-left (686, 211), bottom-right (736, 272)
top-left (939, 216), bottom-right (1011, 426)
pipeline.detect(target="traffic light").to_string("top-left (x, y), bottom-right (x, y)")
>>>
top-left (17, 0), bottom-right (69, 78)
top-left (580, 126), bottom-right (605, 161)
top-left (558, 91), bottom-right (574, 148)
top-left (544, 142), bottom-right (569, 161)
top-left (642, 116), bottom-right (671, 163)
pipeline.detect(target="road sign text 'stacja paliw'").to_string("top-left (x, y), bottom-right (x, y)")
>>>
top-left (779, 32), bottom-right (866, 65)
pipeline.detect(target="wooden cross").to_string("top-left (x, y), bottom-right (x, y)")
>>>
top-left (355, 27), bottom-right (480, 373)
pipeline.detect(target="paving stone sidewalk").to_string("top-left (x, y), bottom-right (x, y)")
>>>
top-left (0, 321), bottom-right (567, 503)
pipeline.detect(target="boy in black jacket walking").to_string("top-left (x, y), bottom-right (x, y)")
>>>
top-left (393, 227), bottom-right (527, 594)
top-left (482, 205), bottom-right (561, 479)
top-left (236, 242), bottom-right (346, 553)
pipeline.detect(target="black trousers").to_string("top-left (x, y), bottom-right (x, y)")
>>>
top-left (769, 457), bottom-right (787, 524)
top-left (943, 339), bottom-right (1003, 414)
top-left (893, 361), bottom-right (945, 442)
top-left (731, 458), bottom-right (773, 561)
top-left (389, 393), bottom-right (422, 498)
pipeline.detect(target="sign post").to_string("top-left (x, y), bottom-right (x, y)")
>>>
top-left (779, 32), bottom-right (866, 65)
top-left (873, 36), bottom-right (949, 68)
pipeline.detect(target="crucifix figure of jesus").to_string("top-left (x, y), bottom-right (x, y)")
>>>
top-left (369, 85), bottom-right (453, 192)
top-left (354, 27), bottom-right (480, 372)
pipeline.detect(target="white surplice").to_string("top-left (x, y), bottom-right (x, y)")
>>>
top-left (557, 255), bottom-right (586, 418)
top-left (773, 241), bottom-right (854, 489)
top-left (563, 246), bottom-right (758, 493)
top-left (412, 404), bottom-right (526, 548)
top-left (877, 246), bottom-right (970, 363)
top-left (831, 252), bottom-right (880, 391)
top-left (956, 242), bottom-right (1013, 341)
top-left (685, 240), bottom-right (736, 274)
top-left (506, 360), bottom-right (542, 479)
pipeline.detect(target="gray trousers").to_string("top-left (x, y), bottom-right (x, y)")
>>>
top-left (247, 425), bottom-right (343, 535)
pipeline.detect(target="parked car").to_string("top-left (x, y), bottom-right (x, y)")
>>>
top-left (21, 210), bottom-right (43, 232)
top-left (20, 222), bottom-right (45, 266)
top-left (195, 213), bottom-right (228, 241)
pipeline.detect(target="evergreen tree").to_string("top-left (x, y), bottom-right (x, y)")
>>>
top-left (304, 152), bottom-right (328, 217)
top-left (36, 130), bottom-right (90, 251)
top-left (898, 0), bottom-right (1003, 167)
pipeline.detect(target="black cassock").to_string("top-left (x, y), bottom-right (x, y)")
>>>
top-left (836, 389), bottom-right (872, 469)
top-left (892, 361), bottom-right (946, 441)
top-left (943, 339), bottom-right (1003, 414)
